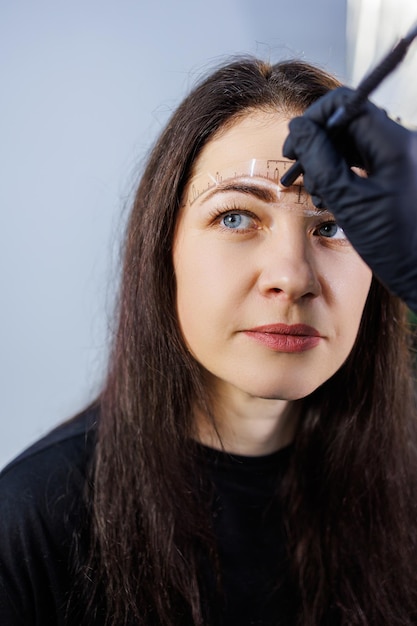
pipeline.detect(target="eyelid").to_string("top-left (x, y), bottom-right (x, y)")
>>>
top-left (205, 197), bottom-right (339, 230)
top-left (314, 219), bottom-right (347, 241)
top-left (208, 202), bottom-right (259, 220)
top-left (208, 205), bottom-right (261, 232)
top-left (311, 212), bottom-right (339, 229)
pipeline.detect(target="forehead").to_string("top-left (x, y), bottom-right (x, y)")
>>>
top-left (192, 110), bottom-right (291, 173)
top-left (184, 110), bottom-right (310, 208)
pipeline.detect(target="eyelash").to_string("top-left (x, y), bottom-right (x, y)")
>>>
top-left (209, 205), bottom-right (346, 240)
top-left (315, 221), bottom-right (346, 240)
top-left (209, 205), bottom-right (259, 233)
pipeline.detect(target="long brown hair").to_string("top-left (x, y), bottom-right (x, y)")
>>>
top-left (84, 58), bottom-right (417, 625)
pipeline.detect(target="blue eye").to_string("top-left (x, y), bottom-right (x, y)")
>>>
top-left (221, 212), bottom-right (253, 230)
top-left (317, 222), bottom-right (346, 239)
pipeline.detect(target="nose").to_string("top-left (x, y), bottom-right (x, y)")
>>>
top-left (257, 226), bottom-right (322, 302)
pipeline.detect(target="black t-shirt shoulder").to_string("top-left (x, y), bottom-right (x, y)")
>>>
top-left (0, 407), bottom-right (98, 626)
top-left (1, 405), bottom-right (97, 477)
top-left (0, 408), bottom-right (296, 626)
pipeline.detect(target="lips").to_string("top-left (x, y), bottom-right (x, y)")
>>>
top-left (243, 323), bottom-right (321, 353)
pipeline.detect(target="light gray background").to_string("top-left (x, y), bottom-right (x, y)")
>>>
top-left (1, 0), bottom-right (349, 469)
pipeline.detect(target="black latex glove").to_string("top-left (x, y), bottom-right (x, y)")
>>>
top-left (282, 86), bottom-right (417, 313)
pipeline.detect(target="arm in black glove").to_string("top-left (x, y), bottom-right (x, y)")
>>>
top-left (282, 86), bottom-right (417, 313)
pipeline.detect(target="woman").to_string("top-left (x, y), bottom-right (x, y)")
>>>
top-left (1, 58), bottom-right (416, 626)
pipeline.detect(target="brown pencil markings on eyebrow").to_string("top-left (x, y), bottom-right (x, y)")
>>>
top-left (188, 179), bottom-right (309, 206)
top-left (202, 181), bottom-right (280, 203)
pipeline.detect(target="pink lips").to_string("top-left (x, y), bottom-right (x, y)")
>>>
top-left (244, 323), bottom-right (321, 353)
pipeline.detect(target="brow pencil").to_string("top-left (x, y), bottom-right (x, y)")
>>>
top-left (280, 22), bottom-right (417, 188)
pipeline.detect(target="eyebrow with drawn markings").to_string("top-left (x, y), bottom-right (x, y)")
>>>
top-left (201, 181), bottom-right (280, 203)
top-left (191, 178), bottom-right (327, 212)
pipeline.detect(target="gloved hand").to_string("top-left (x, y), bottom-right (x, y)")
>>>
top-left (282, 86), bottom-right (417, 313)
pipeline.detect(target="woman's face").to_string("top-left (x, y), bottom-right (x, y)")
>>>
top-left (173, 110), bottom-right (372, 403)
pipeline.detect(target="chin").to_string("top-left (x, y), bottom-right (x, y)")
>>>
top-left (244, 380), bottom-right (324, 402)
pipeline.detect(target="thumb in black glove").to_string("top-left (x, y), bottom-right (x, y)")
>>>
top-left (282, 86), bottom-right (417, 313)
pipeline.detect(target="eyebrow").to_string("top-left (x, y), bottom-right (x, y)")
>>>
top-left (193, 178), bottom-right (325, 213)
top-left (200, 181), bottom-right (284, 203)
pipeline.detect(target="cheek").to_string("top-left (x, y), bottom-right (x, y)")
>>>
top-left (327, 254), bottom-right (373, 340)
top-left (174, 232), bottom-right (246, 321)
top-left (174, 236), bottom-right (221, 347)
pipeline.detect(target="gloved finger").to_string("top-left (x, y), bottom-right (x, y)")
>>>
top-left (284, 111), bottom-right (365, 170)
top-left (311, 193), bottom-right (325, 209)
top-left (282, 130), bottom-right (297, 160)
top-left (283, 117), bottom-right (353, 187)
top-left (301, 87), bottom-right (411, 171)
top-left (283, 116), bottom-right (369, 212)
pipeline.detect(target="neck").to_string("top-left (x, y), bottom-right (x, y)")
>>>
top-left (194, 383), bottom-right (299, 456)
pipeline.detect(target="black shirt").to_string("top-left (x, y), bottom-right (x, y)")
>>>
top-left (0, 408), bottom-right (295, 625)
